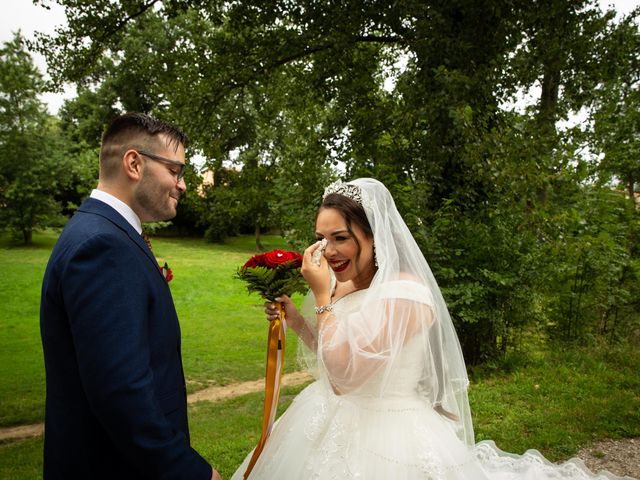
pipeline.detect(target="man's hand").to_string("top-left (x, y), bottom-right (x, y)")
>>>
top-left (211, 468), bottom-right (222, 480)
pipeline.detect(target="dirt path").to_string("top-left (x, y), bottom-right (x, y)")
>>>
top-left (0, 423), bottom-right (44, 443)
top-left (0, 371), bottom-right (314, 443)
top-left (187, 371), bottom-right (313, 404)
top-left (1, 372), bottom-right (637, 479)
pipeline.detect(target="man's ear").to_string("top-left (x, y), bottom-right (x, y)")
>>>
top-left (122, 149), bottom-right (143, 181)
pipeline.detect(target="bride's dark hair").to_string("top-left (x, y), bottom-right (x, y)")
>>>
top-left (318, 193), bottom-right (373, 263)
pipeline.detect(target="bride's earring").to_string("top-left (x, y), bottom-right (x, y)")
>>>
top-left (373, 241), bottom-right (378, 268)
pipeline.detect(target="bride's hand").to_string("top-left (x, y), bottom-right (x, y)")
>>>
top-left (301, 241), bottom-right (330, 297)
top-left (264, 295), bottom-right (303, 331)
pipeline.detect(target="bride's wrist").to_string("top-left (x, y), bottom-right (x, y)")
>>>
top-left (314, 294), bottom-right (331, 309)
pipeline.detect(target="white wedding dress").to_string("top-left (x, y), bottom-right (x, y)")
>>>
top-left (232, 289), bottom-right (631, 480)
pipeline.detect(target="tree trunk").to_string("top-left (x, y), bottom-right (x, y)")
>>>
top-left (22, 228), bottom-right (32, 245)
top-left (255, 224), bottom-right (264, 252)
top-left (627, 175), bottom-right (635, 206)
top-left (533, 58), bottom-right (562, 208)
top-left (538, 61), bottom-right (560, 129)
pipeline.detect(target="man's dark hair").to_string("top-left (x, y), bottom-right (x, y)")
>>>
top-left (102, 112), bottom-right (189, 148)
top-left (99, 113), bottom-right (189, 180)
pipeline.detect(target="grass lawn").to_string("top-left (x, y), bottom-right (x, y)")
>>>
top-left (0, 230), bottom-right (302, 427)
top-left (149, 234), bottom-right (303, 390)
top-left (0, 230), bottom-right (638, 479)
top-left (0, 233), bottom-right (56, 426)
top-left (470, 346), bottom-right (640, 461)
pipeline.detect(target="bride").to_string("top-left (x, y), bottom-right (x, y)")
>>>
top-left (232, 178), bottom-right (632, 480)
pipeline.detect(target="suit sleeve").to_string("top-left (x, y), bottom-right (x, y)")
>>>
top-left (61, 233), bottom-right (212, 480)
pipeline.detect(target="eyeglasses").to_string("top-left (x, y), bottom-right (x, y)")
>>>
top-left (136, 149), bottom-right (187, 181)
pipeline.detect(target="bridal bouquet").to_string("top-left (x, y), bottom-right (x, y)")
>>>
top-left (235, 250), bottom-right (307, 301)
top-left (235, 249), bottom-right (307, 479)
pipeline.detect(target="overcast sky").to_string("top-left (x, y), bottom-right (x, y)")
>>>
top-left (0, 1), bottom-right (70, 112)
top-left (1, 0), bottom-right (638, 114)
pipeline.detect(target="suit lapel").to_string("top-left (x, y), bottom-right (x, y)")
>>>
top-left (78, 198), bottom-right (164, 281)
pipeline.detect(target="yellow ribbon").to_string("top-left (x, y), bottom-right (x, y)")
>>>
top-left (244, 302), bottom-right (286, 479)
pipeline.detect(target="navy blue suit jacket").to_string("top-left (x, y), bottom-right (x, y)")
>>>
top-left (40, 198), bottom-right (211, 479)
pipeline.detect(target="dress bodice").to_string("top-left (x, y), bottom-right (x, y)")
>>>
top-left (326, 288), bottom-right (427, 399)
top-left (358, 333), bottom-right (426, 397)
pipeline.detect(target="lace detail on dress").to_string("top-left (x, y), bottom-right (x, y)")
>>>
top-left (304, 401), bottom-right (359, 479)
top-left (475, 442), bottom-right (615, 479)
top-left (304, 396), bottom-right (328, 442)
top-left (413, 420), bottom-right (447, 479)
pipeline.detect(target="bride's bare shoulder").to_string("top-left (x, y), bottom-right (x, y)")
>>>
top-left (397, 272), bottom-right (421, 282)
top-left (377, 275), bottom-right (434, 305)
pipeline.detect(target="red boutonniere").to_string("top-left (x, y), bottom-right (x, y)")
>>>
top-left (160, 262), bottom-right (173, 283)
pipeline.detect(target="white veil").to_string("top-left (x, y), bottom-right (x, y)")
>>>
top-left (298, 178), bottom-right (474, 446)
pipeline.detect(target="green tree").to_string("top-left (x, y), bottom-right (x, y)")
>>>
top-left (34, 0), bottom-right (640, 359)
top-left (591, 13), bottom-right (640, 202)
top-left (58, 84), bottom-right (120, 150)
top-left (0, 33), bottom-right (72, 243)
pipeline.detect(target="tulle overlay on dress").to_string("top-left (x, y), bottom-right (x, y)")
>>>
top-left (232, 378), bottom-right (628, 479)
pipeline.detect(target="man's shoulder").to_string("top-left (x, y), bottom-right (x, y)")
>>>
top-left (73, 198), bottom-right (121, 228)
top-left (63, 197), bottom-right (136, 240)
top-left (51, 208), bottom-right (131, 266)
top-left (58, 210), bottom-right (121, 246)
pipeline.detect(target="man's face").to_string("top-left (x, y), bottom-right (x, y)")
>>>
top-left (133, 135), bottom-right (186, 222)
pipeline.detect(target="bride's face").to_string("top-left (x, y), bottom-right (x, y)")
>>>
top-left (315, 207), bottom-right (375, 288)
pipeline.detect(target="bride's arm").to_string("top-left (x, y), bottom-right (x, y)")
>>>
top-left (319, 302), bottom-right (431, 394)
top-left (318, 282), bottom-right (434, 395)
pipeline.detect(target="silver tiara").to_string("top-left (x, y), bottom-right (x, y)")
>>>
top-left (323, 181), bottom-right (364, 206)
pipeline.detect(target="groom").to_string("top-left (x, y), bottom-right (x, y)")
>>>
top-left (40, 113), bottom-right (221, 479)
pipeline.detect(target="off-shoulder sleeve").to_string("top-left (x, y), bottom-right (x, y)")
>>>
top-left (318, 279), bottom-right (435, 395)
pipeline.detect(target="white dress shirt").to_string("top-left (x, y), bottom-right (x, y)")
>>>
top-left (90, 189), bottom-right (143, 235)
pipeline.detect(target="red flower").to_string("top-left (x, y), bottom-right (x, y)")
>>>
top-left (243, 254), bottom-right (264, 269)
top-left (236, 249), bottom-right (306, 300)
top-left (160, 262), bottom-right (173, 283)
top-left (242, 250), bottom-right (302, 270)
top-left (263, 250), bottom-right (302, 268)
